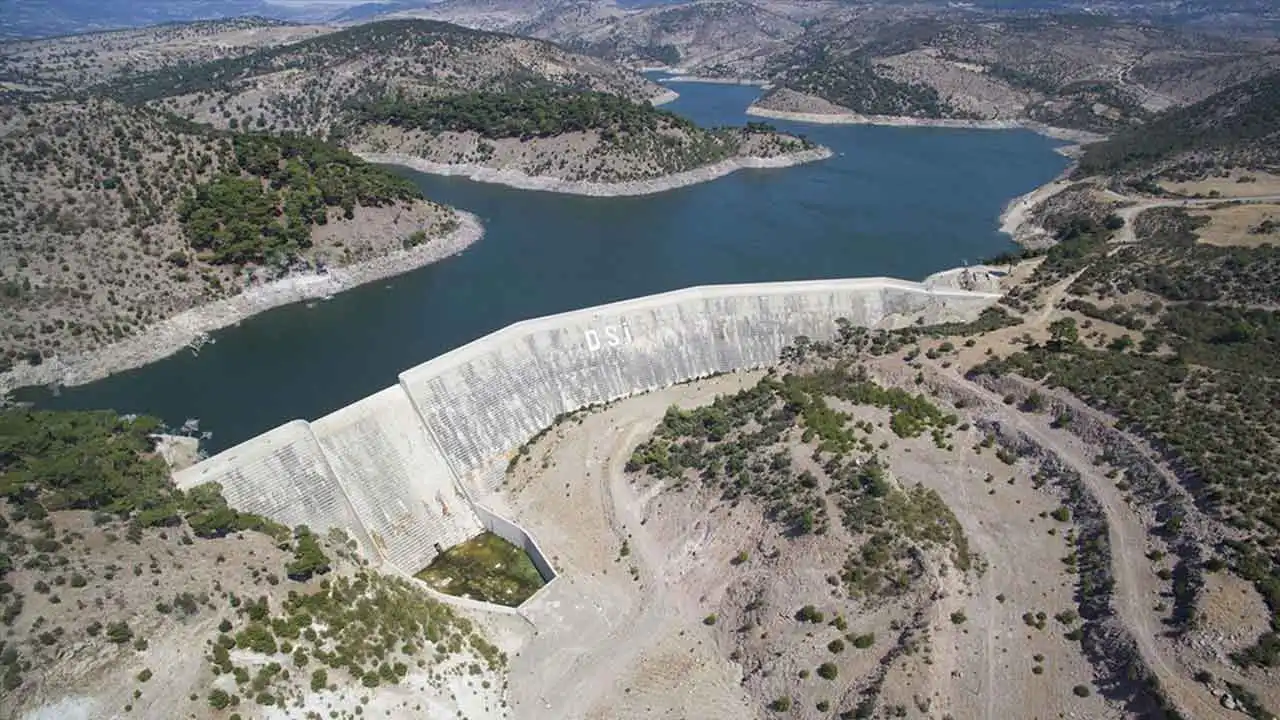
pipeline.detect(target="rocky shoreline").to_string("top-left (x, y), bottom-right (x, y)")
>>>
top-left (649, 89), bottom-right (680, 106)
top-left (659, 76), bottom-right (770, 87)
top-left (997, 179), bottom-right (1076, 249)
top-left (358, 147), bottom-right (834, 197)
top-left (0, 212), bottom-right (484, 394)
top-left (745, 104), bottom-right (1105, 145)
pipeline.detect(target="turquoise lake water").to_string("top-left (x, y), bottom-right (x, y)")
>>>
top-left (17, 79), bottom-right (1068, 452)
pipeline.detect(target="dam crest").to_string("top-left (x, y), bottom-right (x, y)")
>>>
top-left (172, 271), bottom-right (1002, 598)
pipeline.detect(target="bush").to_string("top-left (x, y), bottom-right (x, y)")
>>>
top-left (950, 611), bottom-right (967, 625)
top-left (209, 689), bottom-right (231, 709)
top-left (816, 662), bottom-right (838, 680)
top-left (703, 614), bottom-right (717, 626)
top-left (827, 638), bottom-right (845, 653)
top-left (106, 621), bottom-right (133, 644)
top-left (768, 696), bottom-right (792, 712)
top-left (852, 633), bottom-right (875, 648)
top-left (311, 669), bottom-right (328, 692)
top-left (796, 605), bottom-right (824, 623)
top-left (1072, 684), bottom-right (1091, 697)
top-left (286, 527), bottom-right (331, 582)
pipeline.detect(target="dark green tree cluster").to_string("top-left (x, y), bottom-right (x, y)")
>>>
top-left (357, 88), bottom-right (695, 140)
top-left (286, 526), bottom-right (331, 582)
top-left (768, 49), bottom-right (966, 120)
top-left (0, 409), bottom-right (287, 566)
top-left (178, 133), bottom-right (421, 265)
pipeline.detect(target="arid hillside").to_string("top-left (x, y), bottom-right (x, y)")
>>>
top-left (0, 410), bottom-right (508, 720)
top-left (0, 17), bottom-right (331, 97)
top-left (1075, 70), bottom-right (1280, 181)
top-left (101, 19), bottom-right (671, 138)
top-left (755, 14), bottom-right (1280, 132)
top-left (410, 0), bottom-right (1280, 133)
top-left (0, 98), bottom-right (461, 377)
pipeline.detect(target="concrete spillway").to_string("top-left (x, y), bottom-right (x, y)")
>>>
top-left (173, 275), bottom-right (1000, 577)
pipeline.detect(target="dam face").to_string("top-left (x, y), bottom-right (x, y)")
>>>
top-left (174, 276), bottom-right (999, 578)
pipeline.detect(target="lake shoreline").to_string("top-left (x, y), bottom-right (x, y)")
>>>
top-left (743, 103), bottom-right (1089, 248)
top-left (0, 212), bottom-right (485, 395)
top-left (745, 105), bottom-right (1105, 145)
top-left (357, 147), bottom-right (834, 197)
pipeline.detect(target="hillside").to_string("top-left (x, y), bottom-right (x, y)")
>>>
top-left (0, 99), bottom-right (463, 381)
top-left (411, 1), bottom-right (1280, 133)
top-left (101, 19), bottom-right (672, 138)
top-left (416, 0), bottom-right (829, 76)
top-left (0, 18), bottom-right (331, 97)
top-left (82, 19), bottom-right (826, 189)
top-left (0, 408), bottom-right (506, 719)
top-left (346, 88), bottom-right (820, 184)
top-left (754, 13), bottom-right (1280, 133)
top-left (1075, 70), bottom-right (1280, 180)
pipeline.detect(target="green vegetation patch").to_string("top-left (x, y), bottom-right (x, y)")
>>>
top-left (210, 570), bottom-right (506, 704)
top-left (179, 133), bottom-right (422, 265)
top-left (769, 49), bottom-right (968, 120)
top-left (359, 88), bottom-right (697, 140)
top-left (0, 409), bottom-right (284, 541)
top-left (415, 532), bottom-right (545, 607)
top-left (628, 364), bottom-right (972, 597)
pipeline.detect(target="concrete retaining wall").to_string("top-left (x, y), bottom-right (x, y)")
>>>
top-left (174, 276), bottom-right (1000, 580)
top-left (473, 504), bottom-right (557, 584)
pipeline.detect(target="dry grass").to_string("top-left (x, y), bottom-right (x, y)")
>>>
top-left (1161, 171), bottom-right (1280, 199)
top-left (1189, 204), bottom-right (1280, 247)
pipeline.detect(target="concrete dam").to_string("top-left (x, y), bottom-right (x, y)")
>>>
top-left (173, 274), bottom-right (1001, 586)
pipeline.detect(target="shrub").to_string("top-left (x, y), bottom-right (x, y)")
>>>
top-left (703, 614), bottom-right (717, 626)
top-left (816, 662), bottom-right (838, 680)
top-left (136, 668), bottom-right (152, 682)
top-left (796, 605), bottom-right (824, 623)
top-left (828, 638), bottom-right (845, 653)
top-left (209, 689), bottom-right (231, 710)
top-left (1072, 684), bottom-right (1091, 697)
top-left (950, 611), bottom-right (967, 625)
top-left (286, 527), bottom-right (331, 582)
top-left (852, 633), bottom-right (875, 649)
top-left (768, 696), bottom-right (792, 712)
top-left (106, 621), bottom-right (133, 644)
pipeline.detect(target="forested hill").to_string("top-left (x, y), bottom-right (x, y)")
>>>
top-left (1075, 71), bottom-right (1280, 179)
top-left (356, 88), bottom-right (701, 139)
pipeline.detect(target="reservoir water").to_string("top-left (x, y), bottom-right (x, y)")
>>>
top-left (17, 80), bottom-right (1069, 452)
